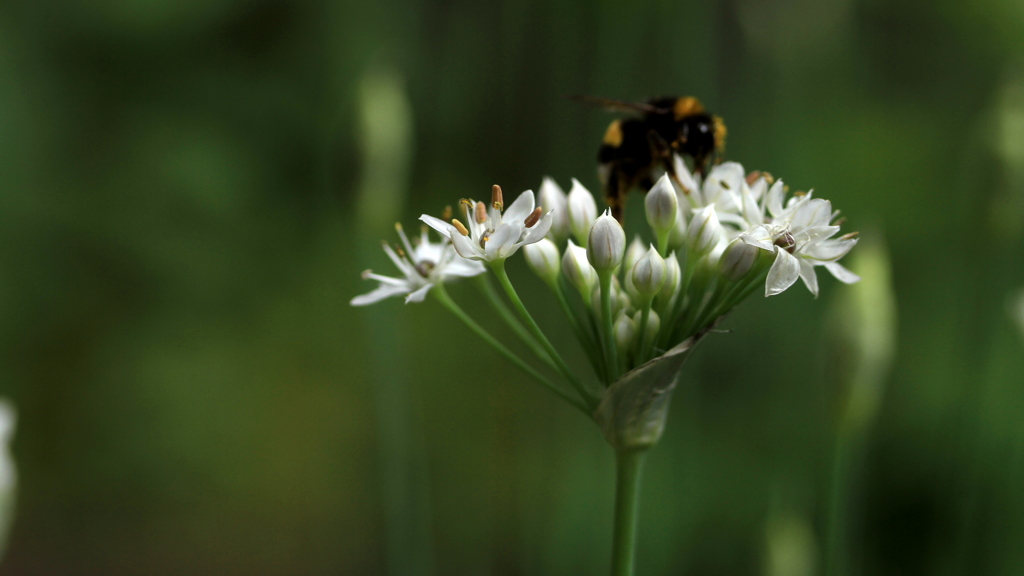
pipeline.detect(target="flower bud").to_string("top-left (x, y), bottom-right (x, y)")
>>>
top-left (631, 247), bottom-right (667, 299)
top-left (562, 239), bottom-right (597, 298)
top-left (667, 202), bottom-right (689, 250)
top-left (523, 238), bottom-right (561, 286)
top-left (538, 177), bottom-right (569, 241)
top-left (659, 252), bottom-right (681, 301)
top-left (587, 209), bottom-right (626, 271)
top-left (686, 205), bottom-right (724, 255)
top-left (719, 238), bottom-right (760, 281)
top-left (633, 309), bottom-right (660, 342)
top-left (645, 173), bottom-right (678, 234)
top-left (568, 178), bottom-right (598, 246)
top-left (623, 236), bottom-right (646, 275)
top-left (614, 312), bottom-right (637, 354)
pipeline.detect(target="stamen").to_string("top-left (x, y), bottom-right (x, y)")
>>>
top-left (774, 231), bottom-right (797, 254)
top-left (452, 219), bottom-right (470, 236)
top-left (475, 201), bottom-right (488, 224)
top-left (763, 172), bottom-right (775, 184)
top-left (360, 269), bottom-right (373, 279)
top-left (491, 184), bottom-right (504, 211)
top-left (442, 205), bottom-right (453, 221)
top-left (524, 206), bottom-right (543, 228)
top-left (840, 231), bottom-right (860, 240)
top-left (745, 171), bottom-right (761, 186)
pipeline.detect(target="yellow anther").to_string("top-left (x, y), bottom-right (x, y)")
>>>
top-left (452, 219), bottom-right (470, 236)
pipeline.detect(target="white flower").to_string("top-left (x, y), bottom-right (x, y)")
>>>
top-left (523, 237), bottom-right (561, 285)
top-left (562, 239), bottom-right (598, 298)
top-left (587, 209), bottom-right (626, 271)
top-left (686, 205), bottom-right (724, 255)
top-left (421, 185), bottom-right (553, 262)
top-left (645, 173), bottom-right (678, 234)
top-left (740, 190), bottom-right (860, 297)
top-left (631, 247), bottom-right (667, 299)
top-left (567, 178), bottom-right (599, 245)
top-left (351, 223), bottom-right (485, 306)
top-left (538, 177), bottom-right (569, 241)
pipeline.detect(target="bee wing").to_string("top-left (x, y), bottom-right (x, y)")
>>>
top-left (569, 95), bottom-right (665, 115)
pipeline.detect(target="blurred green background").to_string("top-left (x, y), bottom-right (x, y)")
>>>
top-left (1, 0), bottom-right (1024, 574)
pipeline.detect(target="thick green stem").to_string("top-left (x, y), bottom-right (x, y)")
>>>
top-left (475, 275), bottom-right (556, 370)
top-left (611, 449), bottom-right (647, 576)
top-left (433, 285), bottom-right (588, 413)
top-left (490, 260), bottom-right (598, 411)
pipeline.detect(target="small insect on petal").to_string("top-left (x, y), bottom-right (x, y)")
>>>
top-left (475, 201), bottom-right (488, 224)
top-left (452, 219), bottom-right (470, 236)
top-left (492, 184), bottom-right (504, 211)
top-left (524, 207), bottom-right (543, 228)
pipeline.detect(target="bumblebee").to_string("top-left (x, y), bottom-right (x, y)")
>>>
top-left (576, 96), bottom-right (727, 221)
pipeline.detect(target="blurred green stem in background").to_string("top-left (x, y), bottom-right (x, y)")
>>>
top-left (824, 236), bottom-right (897, 576)
top-left (355, 66), bottom-right (435, 576)
top-left (611, 449), bottom-right (647, 576)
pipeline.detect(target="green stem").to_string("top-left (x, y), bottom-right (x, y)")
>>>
top-left (636, 302), bottom-right (652, 364)
top-left (490, 260), bottom-right (598, 411)
top-left (475, 276), bottom-right (556, 370)
top-left (554, 278), bottom-right (607, 381)
top-left (433, 285), bottom-right (588, 414)
top-left (599, 271), bottom-right (618, 383)
top-left (611, 449), bottom-right (647, 576)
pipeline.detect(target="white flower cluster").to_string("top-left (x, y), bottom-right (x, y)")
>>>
top-left (350, 221), bottom-right (485, 306)
top-left (351, 158), bottom-right (859, 390)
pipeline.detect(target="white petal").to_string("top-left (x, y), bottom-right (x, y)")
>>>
top-left (742, 188), bottom-right (762, 227)
top-left (420, 214), bottom-right (454, 238)
top-left (451, 232), bottom-right (483, 260)
top-left (522, 211), bottom-right (554, 244)
top-left (765, 249), bottom-right (801, 297)
top-left (804, 238), bottom-right (857, 261)
top-left (487, 222), bottom-right (521, 260)
top-left (791, 198), bottom-right (832, 229)
top-left (748, 177), bottom-right (767, 202)
top-left (363, 272), bottom-right (408, 286)
top-left (351, 284), bottom-right (410, 306)
top-left (503, 190), bottom-right (535, 222)
top-left (442, 257), bottom-right (486, 278)
top-left (824, 261), bottom-right (861, 284)
top-left (798, 258), bottom-right (819, 298)
top-left (740, 225), bottom-right (775, 251)
top-left (404, 283), bottom-right (433, 303)
top-left (766, 180), bottom-right (785, 218)
top-left (383, 243), bottom-right (418, 279)
top-left (672, 154), bottom-right (699, 196)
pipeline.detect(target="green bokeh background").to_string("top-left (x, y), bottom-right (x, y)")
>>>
top-left (2, 0), bottom-right (1024, 574)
